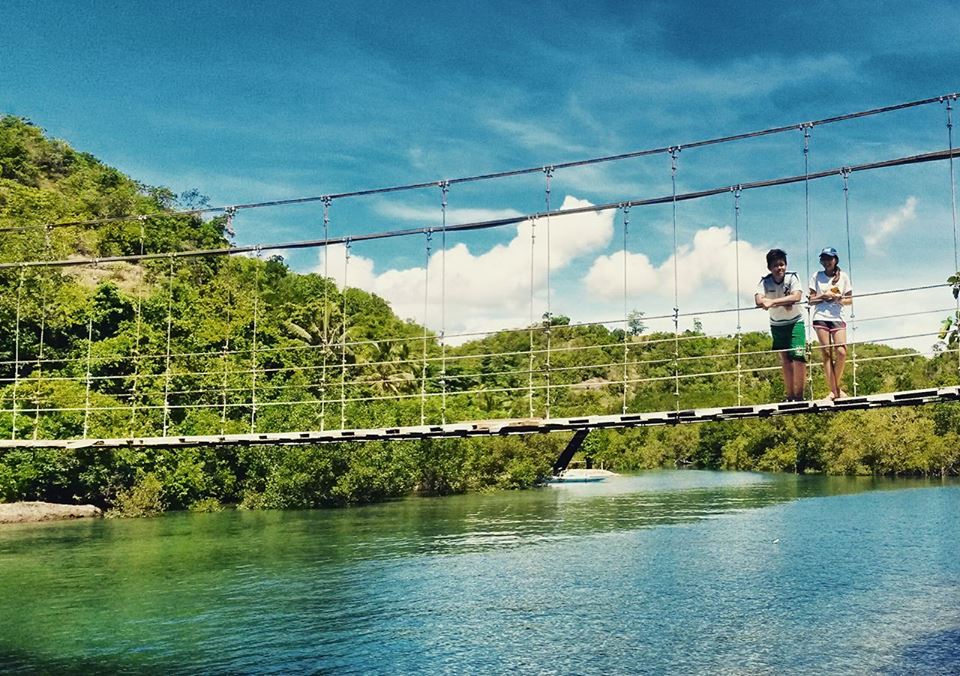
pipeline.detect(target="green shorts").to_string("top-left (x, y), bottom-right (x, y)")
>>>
top-left (771, 321), bottom-right (806, 361)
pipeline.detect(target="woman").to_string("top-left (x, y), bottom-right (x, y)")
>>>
top-left (808, 246), bottom-right (853, 400)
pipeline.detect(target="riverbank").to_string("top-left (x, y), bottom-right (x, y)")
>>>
top-left (0, 502), bottom-right (102, 525)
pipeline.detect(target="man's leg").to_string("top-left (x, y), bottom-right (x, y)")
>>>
top-left (779, 353), bottom-right (792, 400)
top-left (789, 359), bottom-right (807, 400)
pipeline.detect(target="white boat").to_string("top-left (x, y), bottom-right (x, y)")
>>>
top-left (547, 468), bottom-right (617, 483)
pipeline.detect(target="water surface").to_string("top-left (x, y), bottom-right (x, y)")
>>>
top-left (1, 471), bottom-right (958, 674)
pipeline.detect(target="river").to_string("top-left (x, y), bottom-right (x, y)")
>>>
top-left (1, 471), bottom-right (958, 674)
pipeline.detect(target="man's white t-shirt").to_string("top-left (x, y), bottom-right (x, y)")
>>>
top-left (755, 272), bottom-right (803, 326)
top-left (808, 270), bottom-right (852, 322)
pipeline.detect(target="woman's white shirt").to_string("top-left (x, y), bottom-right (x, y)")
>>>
top-left (809, 270), bottom-right (852, 322)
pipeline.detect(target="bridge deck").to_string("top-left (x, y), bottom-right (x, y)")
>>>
top-left (1, 386), bottom-right (957, 450)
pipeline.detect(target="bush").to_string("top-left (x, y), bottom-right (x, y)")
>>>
top-left (111, 472), bottom-right (163, 517)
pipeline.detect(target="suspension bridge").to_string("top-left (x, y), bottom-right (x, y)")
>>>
top-left (0, 93), bottom-right (959, 451)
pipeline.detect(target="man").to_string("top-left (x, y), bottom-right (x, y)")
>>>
top-left (755, 248), bottom-right (806, 401)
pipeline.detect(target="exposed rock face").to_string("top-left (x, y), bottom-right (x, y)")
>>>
top-left (0, 502), bottom-right (103, 524)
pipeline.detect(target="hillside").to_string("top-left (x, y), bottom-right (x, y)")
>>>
top-left (0, 116), bottom-right (958, 515)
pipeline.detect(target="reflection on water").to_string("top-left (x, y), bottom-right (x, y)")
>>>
top-left (0, 471), bottom-right (958, 674)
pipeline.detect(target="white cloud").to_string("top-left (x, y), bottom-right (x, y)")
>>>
top-left (584, 225), bottom-right (767, 301)
top-left (864, 196), bottom-right (917, 248)
top-left (316, 196), bottom-right (615, 340)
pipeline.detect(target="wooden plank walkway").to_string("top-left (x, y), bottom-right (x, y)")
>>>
top-left (1, 386), bottom-right (957, 450)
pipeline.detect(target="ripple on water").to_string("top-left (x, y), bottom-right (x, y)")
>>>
top-left (0, 471), bottom-right (958, 673)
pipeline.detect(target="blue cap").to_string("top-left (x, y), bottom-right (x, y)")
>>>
top-left (819, 247), bottom-right (839, 259)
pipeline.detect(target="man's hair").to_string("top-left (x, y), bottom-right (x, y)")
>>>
top-left (766, 248), bottom-right (787, 267)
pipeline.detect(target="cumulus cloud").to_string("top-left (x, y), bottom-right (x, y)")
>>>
top-left (316, 196), bottom-right (616, 339)
top-left (864, 197), bottom-right (917, 248)
top-left (583, 226), bottom-right (767, 301)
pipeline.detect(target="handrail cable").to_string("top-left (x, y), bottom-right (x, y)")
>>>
top-left (9, 343), bottom-right (941, 419)
top-left (5, 325), bottom-right (937, 398)
top-left (0, 283), bottom-right (947, 374)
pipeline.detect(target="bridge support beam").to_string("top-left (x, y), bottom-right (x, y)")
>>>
top-left (552, 429), bottom-right (590, 476)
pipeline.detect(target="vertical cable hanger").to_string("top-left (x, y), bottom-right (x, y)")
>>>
top-left (250, 246), bottom-right (263, 434)
top-left (670, 147), bottom-right (682, 410)
top-left (220, 292), bottom-right (232, 434)
top-left (439, 180), bottom-right (449, 425)
top-left (420, 229), bottom-right (433, 426)
top-left (129, 217), bottom-right (147, 435)
top-left (33, 227), bottom-right (52, 440)
top-left (841, 168), bottom-right (857, 397)
top-left (161, 255), bottom-right (175, 436)
top-left (543, 166), bottom-right (554, 419)
top-left (528, 213), bottom-right (537, 418)
top-left (340, 238), bottom-right (351, 430)
top-left (320, 196), bottom-right (332, 431)
top-left (732, 186), bottom-right (743, 406)
top-left (944, 96), bottom-right (960, 377)
top-left (83, 262), bottom-right (98, 438)
top-left (220, 208), bottom-right (236, 435)
top-left (10, 266), bottom-right (25, 439)
top-left (802, 124), bottom-right (815, 400)
top-left (621, 204), bottom-right (630, 414)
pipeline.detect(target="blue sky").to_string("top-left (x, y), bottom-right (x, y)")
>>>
top-left (2, 0), bottom-right (959, 349)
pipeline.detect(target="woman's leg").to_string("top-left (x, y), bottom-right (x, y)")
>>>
top-left (815, 326), bottom-right (836, 398)
top-left (832, 327), bottom-right (848, 397)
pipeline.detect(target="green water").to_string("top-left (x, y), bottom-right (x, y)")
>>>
top-left (1, 471), bottom-right (959, 673)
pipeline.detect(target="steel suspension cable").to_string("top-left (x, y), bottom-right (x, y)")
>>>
top-left (528, 213), bottom-right (537, 418)
top-left (621, 204), bottom-right (630, 414)
top-left (544, 166), bottom-right (554, 419)
top-left (220, 296), bottom-right (232, 434)
top-left (7, 148), bottom-right (960, 273)
top-left (732, 187), bottom-right (743, 405)
top-left (321, 197), bottom-right (333, 431)
top-left (162, 256), bottom-right (175, 436)
top-left (129, 218), bottom-right (147, 435)
top-left (841, 168), bottom-right (858, 396)
top-left (670, 147), bottom-right (681, 410)
top-left (32, 244), bottom-right (50, 440)
top-left (439, 181), bottom-right (449, 425)
top-left (945, 97), bottom-right (960, 378)
top-left (340, 239), bottom-right (351, 430)
top-left (420, 229), bottom-right (432, 425)
top-left (250, 250), bottom-right (263, 433)
top-left (10, 267), bottom-right (24, 439)
top-left (83, 274), bottom-right (96, 438)
top-left (13, 94), bottom-right (957, 236)
top-left (802, 124), bottom-right (815, 400)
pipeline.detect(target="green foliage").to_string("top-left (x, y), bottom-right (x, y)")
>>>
top-left (1, 115), bottom-right (959, 518)
top-left (111, 472), bottom-right (164, 517)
